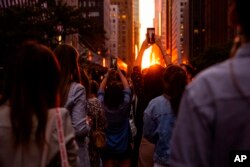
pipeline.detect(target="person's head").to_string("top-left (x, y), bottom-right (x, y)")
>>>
top-left (107, 69), bottom-right (120, 83)
top-left (229, 0), bottom-right (250, 41)
top-left (104, 81), bottom-right (124, 110)
top-left (180, 63), bottom-right (195, 83)
top-left (54, 44), bottom-right (81, 105)
top-left (163, 65), bottom-right (187, 115)
top-left (89, 80), bottom-right (99, 97)
top-left (1, 41), bottom-right (61, 146)
top-left (143, 64), bottom-right (165, 109)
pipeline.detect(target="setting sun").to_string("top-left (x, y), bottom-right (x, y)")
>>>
top-left (139, 0), bottom-right (164, 70)
top-left (139, 0), bottom-right (154, 70)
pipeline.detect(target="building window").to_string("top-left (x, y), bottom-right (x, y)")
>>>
top-left (89, 12), bottom-right (99, 17)
top-left (113, 8), bottom-right (116, 11)
top-left (121, 14), bottom-right (127, 19)
top-left (194, 29), bottom-right (199, 34)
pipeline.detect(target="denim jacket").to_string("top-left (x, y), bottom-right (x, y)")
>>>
top-left (169, 43), bottom-right (250, 167)
top-left (143, 95), bottom-right (175, 166)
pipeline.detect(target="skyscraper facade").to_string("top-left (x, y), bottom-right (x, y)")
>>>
top-left (185, 0), bottom-right (234, 63)
top-left (154, 0), bottom-right (168, 50)
top-left (133, 0), bottom-right (140, 64)
top-left (172, 0), bottom-right (187, 64)
top-left (204, 0), bottom-right (233, 47)
top-left (79, 0), bottom-right (111, 52)
top-left (110, 5), bottom-right (119, 58)
top-left (110, 0), bottom-right (133, 69)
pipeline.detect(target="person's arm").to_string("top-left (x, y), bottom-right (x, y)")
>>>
top-left (117, 68), bottom-right (129, 89)
top-left (97, 70), bottom-right (110, 103)
top-left (143, 100), bottom-right (158, 144)
top-left (155, 36), bottom-right (171, 65)
top-left (71, 84), bottom-right (90, 137)
top-left (134, 39), bottom-right (151, 67)
top-left (99, 71), bottom-right (110, 92)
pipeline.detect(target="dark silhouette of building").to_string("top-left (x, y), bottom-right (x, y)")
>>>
top-left (184, 0), bottom-right (235, 62)
top-left (110, 0), bottom-right (133, 70)
top-left (79, 0), bottom-right (110, 56)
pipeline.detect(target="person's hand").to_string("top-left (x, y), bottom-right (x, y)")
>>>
top-left (86, 116), bottom-right (93, 127)
top-left (141, 38), bottom-right (152, 50)
top-left (155, 35), bottom-right (164, 49)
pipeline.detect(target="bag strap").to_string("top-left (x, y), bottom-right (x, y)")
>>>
top-left (41, 111), bottom-right (54, 167)
top-left (56, 108), bottom-right (69, 167)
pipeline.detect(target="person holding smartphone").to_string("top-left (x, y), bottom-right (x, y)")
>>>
top-left (98, 65), bottom-right (132, 167)
top-left (110, 57), bottom-right (117, 70)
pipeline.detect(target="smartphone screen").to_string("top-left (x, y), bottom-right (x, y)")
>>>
top-left (110, 57), bottom-right (117, 70)
top-left (147, 27), bottom-right (155, 44)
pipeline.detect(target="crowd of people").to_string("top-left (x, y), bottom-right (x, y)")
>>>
top-left (0, 0), bottom-right (250, 167)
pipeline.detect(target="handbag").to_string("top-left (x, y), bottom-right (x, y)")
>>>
top-left (92, 113), bottom-right (106, 149)
top-left (92, 130), bottom-right (106, 148)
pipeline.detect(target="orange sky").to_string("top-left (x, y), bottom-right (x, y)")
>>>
top-left (139, 0), bottom-right (158, 69)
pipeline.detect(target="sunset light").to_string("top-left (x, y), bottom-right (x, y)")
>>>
top-left (139, 0), bottom-right (155, 69)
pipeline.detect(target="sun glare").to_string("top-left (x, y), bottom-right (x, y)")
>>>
top-left (139, 0), bottom-right (156, 69)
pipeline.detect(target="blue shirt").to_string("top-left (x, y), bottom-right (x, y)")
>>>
top-left (143, 95), bottom-right (175, 165)
top-left (169, 43), bottom-right (250, 167)
top-left (98, 87), bottom-right (132, 153)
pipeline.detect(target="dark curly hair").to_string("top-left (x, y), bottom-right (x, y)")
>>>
top-left (104, 81), bottom-right (124, 110)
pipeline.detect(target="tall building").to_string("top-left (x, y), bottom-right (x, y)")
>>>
top-left (133, 0), bottom-right (140, 63)
top-left (172, 0), bottom-right (187, 64)
top-left (204, 0), bottom-right (233, 47)
top-left (185, 0), bottom-right (233, 63)
top-left (79, 0), bottom-right (111, 53)
top-left (110, 5), bottom-right (119, 58)
top-left (155, 0), bottom-right (167, 51)
top-left (183, 0), bottom-right (189, 63)
top-left (110, 0), bottom-right (133, 69)
top-left (166, 0), bottom-right (173, 60)
top-left (62, 0), bottom-right (79, 48)
top-left (0, 0), bottom-right (40, 7)
top-left (185, 0), bottom-right (205, 62)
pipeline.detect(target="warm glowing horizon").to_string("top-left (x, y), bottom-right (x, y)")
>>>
top-left (139, 0), bottom-right (155, 69)
top-left (139, 0), bottom-right (155, 47)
